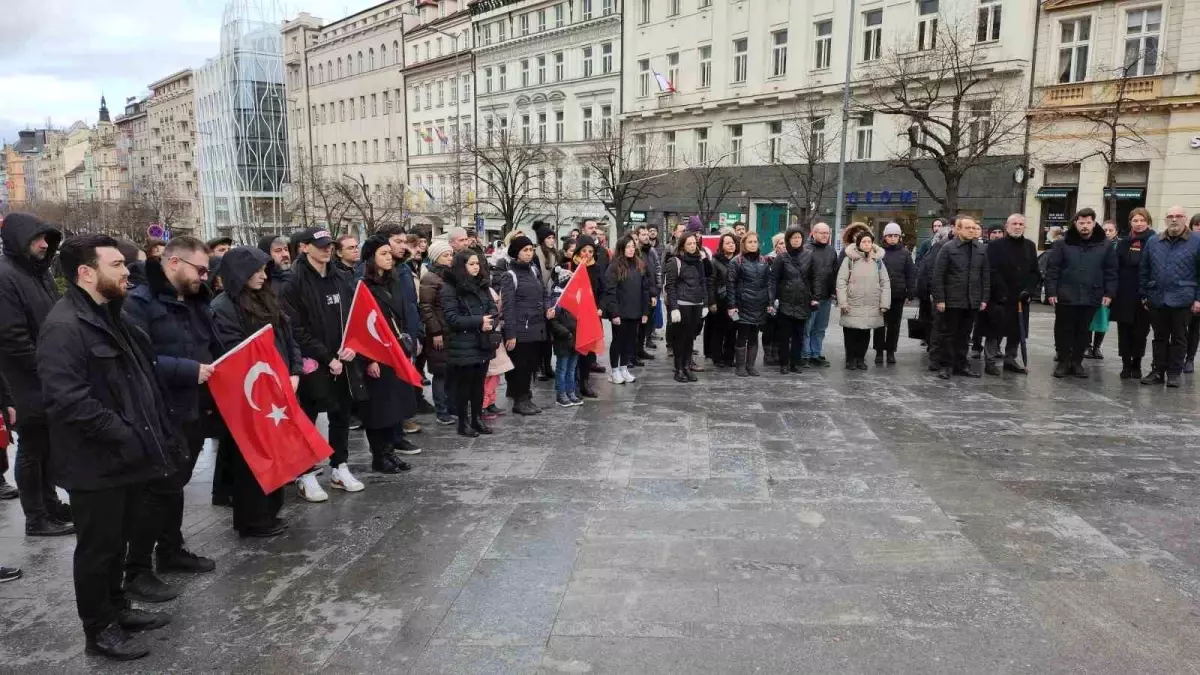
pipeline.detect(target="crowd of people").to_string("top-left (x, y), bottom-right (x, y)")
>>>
top-left (1, 201), bottom-right (1199, 660)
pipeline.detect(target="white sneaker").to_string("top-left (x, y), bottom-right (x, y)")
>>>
top-left (330, 464), bottom-right (365, 492)
top-left (296, 473), bottom-right (329, 502)
top-left (611, 370), bottom-right (626, 384)
top-left (621, 366), bottom-right (637, 382)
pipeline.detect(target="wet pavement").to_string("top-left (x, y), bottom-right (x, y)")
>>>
top-left (2, 306), bottom-right (1200, 674)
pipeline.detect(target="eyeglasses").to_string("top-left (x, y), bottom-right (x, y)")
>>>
top-left (175, 257), bottom-right (209, 277)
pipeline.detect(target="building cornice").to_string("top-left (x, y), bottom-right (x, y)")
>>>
top-left (471, 13), bottom-right (620, 58)
top-left (404, 9), bottom-right (472, 38)
top-left (1041, 0), bottom-right (1105, 12)
top-left (403, 50), bottom-right (474, 75)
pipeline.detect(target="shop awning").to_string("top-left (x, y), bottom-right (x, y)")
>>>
top-left (1035, 187), bottom-right (1075, 199)
top-left (1103, 187), bottom-right (1146, 200)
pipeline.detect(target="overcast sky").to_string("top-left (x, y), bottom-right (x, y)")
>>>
top-left (0, 0), bottom-right (379, 145)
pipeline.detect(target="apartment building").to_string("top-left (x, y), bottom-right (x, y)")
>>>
top-left (114, 97), bottom-right (152, 200)
top-left (4, 129), bottom-right (49, 207)
top-left (404, 0), bottom-right (474, 235)
top-left (470, 0), bottom-right (623, 235)
top-left (1026, 0), bottom-right (1200, 242)
top-left (622, 0), bottom-right (1035, 243)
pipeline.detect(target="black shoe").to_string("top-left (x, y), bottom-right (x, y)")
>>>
top-left (156, 549), bottom-right (215, 574)
top-left (1141, 370), bottom-right (1164, 385)
top-left (537, 371), bottom-right (554, 382)
top-left (685, 369), bottom-right (699, 382)
top-left (117, 607), bottom-right (171, 632)
top-left (674, 370), bottom-right (689, 383)
top-left (348, 416), bottom-right (364, 430)
top-left (48, 500), bottom-right (72, 522)
top-left (638, 350), bottom-right (655, 360)
top-left (953, 367), bottom-right (981, 378)
top-left (813, 356), bottom-right (831, 368)
top-left (123, 572), bottom-right (179, 604)
top-left (789, 365), bottom-right (803, 374)
top-left (211, 493), bottom-right (233, 507)
top-left (86, 624), bottom-right (149, 661)
top-left (25, 517), bottom-right (74, 537)
top-left (1082, 347), bottom-right (1095, 359)
top-left (579, 384), bottom-right (599, 398)
top-left (1167, 372), bottom-right (1182, 388)
top-left (844, 359), bottom-right (855, 370)
top-left (937, 367), bottom-right (952, 380)
top-left (414, 399), bottom-right (437, 415)
top-left (372, 453), bottom-right (406, 474)
top-left (0, 565), bottom-right (22, 582)
top-left (874, 352), bottom-right (884, 365)
top-left (1119, 362), bottom-right (1133, 379)
top-left (984, 364), bottom-right (1002, 376)
top-left (457, 424), bottom-right (480, 438)
top-left (471, 421), bottom-right (494, 435)
top-left (1003, 363), bottom-right (1028, 374)
top-left (393, 438), bottom-right (422, 455)
top-left (238, 522), bottom-right (288, 538)
top-left (512, 399), bottom-right (540, 416)
top-left (1092, 348), bottom-right (1104, 360)
top-left (886, 352), bottom-right (896, 365)
top-left (1053, 362), bottom-right (1070, 378)
top-left (589, 363), bottom-right (607, 374)
top-left (856, 359), bottom-right (868, 371)
top-left (0, 479), bottom-right (18, 500)
top-left (484, 403), bottom-right (505, 415)
top-left (782, 362), bottom-right (792, 374)
top-left (1070, 363), bottom-right (1088, 378)
top-left (1185, 360), bottom-right (1195, 374)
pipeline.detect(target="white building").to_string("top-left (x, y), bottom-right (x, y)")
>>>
top-left (469, 0), bottom-right (623, 236)
top-left (621, 0), bottom-right (1036, 243)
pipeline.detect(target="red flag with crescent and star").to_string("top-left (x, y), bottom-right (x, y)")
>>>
top-left (341, 281), bottom-right (424, 387)
top-left (554, 266), bottom-right (604, 355)
top-left (208, 325), bottom-right (332, 493)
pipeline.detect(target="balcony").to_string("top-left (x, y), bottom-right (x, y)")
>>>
top-left (1039, 75), bottom-right (1162, 109)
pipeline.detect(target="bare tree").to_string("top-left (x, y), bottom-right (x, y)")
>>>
top-left (858, 19), bottom-right (1029, 217)
top-left (681, 153), bottom-right (736, 227)
top-left (761, 100), bottom-right (838, 226)
top-left (337, 172), bottom-right (406, 234)
top-left (286, 157), bottom-right (355, 234)
top-left (584, 123), bottom-right (660, 231)
top-left (137, 177), bottom-right (191, 235)
top-left (467, 117), bottom-right (549, 236)
top-left (535, 149), bottom-right (574, 230)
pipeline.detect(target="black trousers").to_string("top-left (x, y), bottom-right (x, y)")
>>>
top-left (672, 306), bottom-right (703, 371)
top-left (639, 312), bottom-right (654, 347)
top-left (1150, 306), bottom-right (1192, 375)
top-left (539, 340), bottom-right (554, 377)
top-left (212, 431), bottom-right (234, 503)
top-left (1187, 315), bottom-right (1200, 362)
top-left (1054, 304), bottom-right (1097, 364)
top-left (776, 314), bottom-right (806, 367)
top-left (71, 483), bottom-right (146, 635)
top-left (610, 320), bottom-right (640, 368)
top-left (227, 434), bottom-right (283, 533)
top-left (1117, 307), bottom-right (1151, 361)
top-left (873, 296), bottom-right (905, 354)
top-left (703, 308), bottom-right (735, 363)
top-left (843, 327), bottom-right (872, 361)
top-left (126, 418), bottom-right (205, 575)
top-left (971, 311), bottom-right (986, 351)
top-left (735, 323), bottom-right (760, 350)
top-left (15, 422), bottom-right (60, 521)
top-left (451, 363), bottom-right (486, 424)
top-left (505, 341), bottom-right (542, 401)
top-left (938, 308), bottom-right (977, 369)
top-left (302, 388), bottom-right (352, 469)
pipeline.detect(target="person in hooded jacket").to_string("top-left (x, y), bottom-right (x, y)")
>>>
top-left (1044, 208), bottom-right (1118, 378)
top-left (211, 246), bottom-right (303, 538)
top-left (358, 236), bottom-right (419, 470)
top-left (497, 235), bottom-right (551, 415)
top-left (1138, 205), bottom-right (1200, 388)
top-left (665, 231), bottom-right (709, 382)
top-left (704, 233), bottom-right (738, 369)
top-left (0, 213), bottom-right (73, 536)
top-left (982, 214), bottom-right (1039, 376)
top-left (873, 223), bottom-right (917, 365)
top-left (769, 225), bottom-right (821, 374)
top-left (603, 234), bottom-right (652, 384)
top-left (420, 240), bottom-right (457, 424)
top-left (1112, 208), bottom-right (1156, 379)
top-left (440, 249), bottom-right (499, 436)
top-left (726, 231), bottom-right (770, 377)
top-left (837, 231), bottom-right (891, 370)
top-left (932, 216), bottom-right (991, 379)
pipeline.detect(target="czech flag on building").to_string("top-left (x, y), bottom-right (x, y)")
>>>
top-left (435, 126), bottom-right (449, 143)
top-left (653, 71), bottom-right (676, 94)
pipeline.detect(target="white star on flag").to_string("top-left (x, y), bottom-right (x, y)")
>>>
top-left (266, 404), bottom-right (289, 426)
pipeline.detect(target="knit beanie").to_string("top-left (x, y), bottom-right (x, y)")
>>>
top-left (426, 239), bottom-right (452, 266)
top-left (883, 222), bottom-right (902, 237)
top-left (534, 222), bottom-right (555, 245)
top-left (360, 235), bottom-right (390, 265)
top-left (686, 215), bottom-right (703, 232)
top-left (507, 235), bottom-right (534, 259)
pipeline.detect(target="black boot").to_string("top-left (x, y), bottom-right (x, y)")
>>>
top-left (1070, 360), bottom-right (1089, 378)
top-left (86, 624), bottom-right (149, 661)
top-left (886, 351), bottom-right (897, 365)
top-left (674, 369), bottom-right (689, 383)
top-left (1131, 359), bottom-right (1144, 380)
top-left (685, 367), bottom-right (699, 382)
top-left (1119, 357), bottom-right (1132, 379)
top-left (780, 358), bottom-right (790, 374)
top-left (1141, 370), bottom-right (1164, 385)
top-left (734, 346), bottom-right (748, 377)
top-left (874, 351), bottom-right (884, 365)
top-left (124, 572), bottom-right (178, 603)
top-left (746, 345), bottom-right (761, 377)
top-left (25, 517), bottom-right (74, 537)
top-left (1053, 360), bottom-right (1071, 378)
top-left (458, 418), bottom-right (480, 437)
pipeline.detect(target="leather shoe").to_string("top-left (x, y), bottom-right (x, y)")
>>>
top-left (638, 350), bottom-right (655, 360)
top-left (238, 522), bottom-right (288, 538)
top-left (471, 421), bottom-right (494, 435)
top-left (984, 364), bottom-right (1001, 376)
top-left (86, 624), bottom-right (149, 661)
top-left (49, 501), bottom-right (73, 522)
top-left (1070, 363), bottom-right (1089, 378)
top-left (512, 399), bottom-right (540, 416)
top-left (1053, 362), bottom-right (1071, 378)
top-left (1167, 372), bottom-right (1182, 388)
top-left (1003, 363), bottom-right (1028, 374)
top-left (26, 517), bottom-right (74, 537)
top-left (589, 363), bottom-right (607, 373)
top-left (458, 425), bottom-right (480, 438)
top-left (156, 549), bottom-right (216, 574)
top-left (117, 607), bottom-right (171, 632)
top-left (124, 572), bottom-right (179, 603)
top-left (0, 478), bottom-right (19, 500)
top-left (1141, 370), bottom-right (1164, 385)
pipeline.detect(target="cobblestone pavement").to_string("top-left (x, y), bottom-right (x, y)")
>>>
top-left (2, 308), bottom-right (1200, 674)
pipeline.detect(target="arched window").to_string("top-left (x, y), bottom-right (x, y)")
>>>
top-left (393, 40), bottom-right (400, 65)
top-left (346, 54), bottom-right (353, 75)
top-left (357, 51), bottom-right (364, 72)
top-left (380, 44), bottom-right (387, 66)
top-left (337, 58), bottom-right (343, 77)
top-left (317, 63), bottom-right (323, 82)
top-left (308, 66), bottom-right (314, 82)
top-left (369, 48), bottom-right (375, 69)
top-left (327, 60), bottom-right (332, 78)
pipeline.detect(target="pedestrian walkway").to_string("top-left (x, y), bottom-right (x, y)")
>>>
top-left (2, 309), bottom-right (1199, 673)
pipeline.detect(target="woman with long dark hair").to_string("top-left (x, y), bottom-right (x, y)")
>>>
top-left (727, 231), bottom-right (770, 376)
top-left (664, 232), bottom-right (709, 382)
top-left (211, 247), bottom-right (303, 537)
top-left (1113, 208), bottom-right (1155, 379)
top-left (603, 234), bottom-right (651, 384)
top-left (359, 236), bottom-right (418, 473)
top-left (439, 250), bottom-right (498, 437)
top-left (705, 233), bottom-right (738, 368)
top-left (497, 236), bottom-right (548, 416)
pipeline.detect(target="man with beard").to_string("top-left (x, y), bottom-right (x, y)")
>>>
top-left (121, 236), bottom-right (219, 602)
top-left (379, 225), bottom-right (432, 427)
top-left (932, 216), bottom-right (990, 379)
top-left (257, 234), bottom-right (293, 294)
top-left (0, 213), bottom-right (73, 535)
top-left (983, 214), bottom-right (1039, 376)
top-left (1044, 208), bottom-right (1118, 378)
top-left (635, 224), bottom-right (660, 359)
top-left (802, 222), bottom-right (837, 368)
top-left (40, 234), bottom-right (177, 660)
top-left (1139, 205), bottom-right (1200, 388)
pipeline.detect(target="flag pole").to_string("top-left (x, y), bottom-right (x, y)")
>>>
top-left (339, 281), bottom-right (365, 352)
top-left (210, 324), bottom-right (273, 368)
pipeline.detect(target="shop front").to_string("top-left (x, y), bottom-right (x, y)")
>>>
top-left (844, 189), bottom-right (920, 249)
top-left (1035, 186), bottom-right (1077, 250)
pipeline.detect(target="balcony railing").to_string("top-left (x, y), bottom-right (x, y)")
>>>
top-left (1039, 75), bottom-right (1162, 108)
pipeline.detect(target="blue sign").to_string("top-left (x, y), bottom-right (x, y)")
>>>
top-left (474, 214), bottom-right (485, 237)
top-left (845, 190), bottom-right (918, 207)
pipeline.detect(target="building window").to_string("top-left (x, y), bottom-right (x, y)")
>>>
top-left (499, 64), bottom-right (507, 90)
top-left (667, 52), bottom-right (680, 88)
top-left (351, 141), bottom-right (358, 163)
top-left (699, 45), bottom-right (712, 88)
top-left (463, 75), bottom-right (472, 101)
top-left (863, 9), bottom-right (883, 61)
top-left (538, 10), bottom-right (546, 31)
top-left (555, 168), bottom-right (563, 195)
top-left (855, 112), bottom-right (873, 160)
top-left (581, 167), bottom-right (592, 198)
top-left (483, 25), bottom-right (493, 46)
top-left (729, 124), bottom-right (743, 165)
top-left (602, 43), bottom-right (614, 74)
top-left (371, 93), bottom-right (378, 116)
top-left (1058, 17), bottom-right (1091, 83)
top-left (583, 107), bottom-right (594, 140)
top-left (337, 58), bottom-right (343, 77)
top-left (768, 121), bottom-right (782, 163)
top-left (485, 68), bottom-right (493, 93)
top-left (1125, 7), bottom-right (1161, 76)
top-left (412, 45), bottom-right (420, 62)
top-left (602, 0), bottom-right (612, 15)
top-left (320, 104), bottom-right (326, 123)
top-left (486, 117), bottom-right (494, 145)
top-left (498, 20), bottom-right (506, 41)
top-left (634, 133), bottom-right (647, 167)
top-left (537, 55), bottom-right (547, 84)
top-left (520, 14), bottom-right (530, 36)
top-left (450, 78), bottom-right (457, 104)
top-left (640, 0), bottom-right (650, 24)
top-left (437, 82), bottom-right (445, 107)
top-left (349, 98), bottom-right (356, 120)
top-left (582, 0), bottom-right (592, 21)
top-left (522, 114), bottom-right (531, 143)
top-left (437, 38), bottom-right (444, 57)
top-left (424, 85), bottom-right (432, 109)
top-left (665, 130), bottom-right (676, 167)
top-left (917, 0), bottom-right (938, 51)
top-left (412, 87), bottom-right (420, 111)
top-left (383, 90), bottom-right (391, 113)
top-left (538, 112), bottom-right (547, 142)
top-left (638, 59), bottom-right (651, 97)
top-left (601, 105), bottom-right (613, 137)
top-left (522, 59), bottom-right (530, 87)
top-left (968, 100), bottom-right (992, 150)
top-left (358, 51), bottom-right (364, 71)
top-left (555, 111), bottom-right (564, 141)
top-left (771, 30), bottom-right (788, 77)
top-left (814, 20), bottom-right (832, 69)
top-left (339, 101), bottom-right (346, 122)
top-left (977, 0), bottom-right (1001, 43)
top-left (369, 48), bottom-right (376, 69)
top-left (583, 47), bottom-right (594, 77)
top-left (810, 116), bottom-right (826, 158)
top-left (732, 38), bottom-right (748, 83)
top-left (555, 3), bottom-right (564, 27)
top-left (373, 139), bottom-right (379, 161)
top-left (385, 137), bottom-right (392, 158)
top-left (696, 128), bottom-right (708, 163)
top-left (555, 52), bottom-right (565, 80)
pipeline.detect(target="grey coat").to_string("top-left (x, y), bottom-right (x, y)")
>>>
top-left (836, 244), bottom-right (891, 330)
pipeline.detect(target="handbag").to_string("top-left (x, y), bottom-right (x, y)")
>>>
top-left (907, 317), bottom-right (927, 341)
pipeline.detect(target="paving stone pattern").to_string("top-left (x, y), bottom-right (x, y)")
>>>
top-left (2, 308), bottom-right (1200, 673)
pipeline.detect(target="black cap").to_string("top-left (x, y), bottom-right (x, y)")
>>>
top-left (293, 227), bottom-right (334, 248)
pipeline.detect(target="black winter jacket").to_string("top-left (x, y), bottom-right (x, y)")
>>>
top-left (985, 236), bottom-right (1039, 306)
top-left (932, 238), bottom-right (991, 309)
top-left (122, 258), bottom-right (219, 422)
top-left (726, 252), bottom-right (771, 326)
top-left (916, 240), bottom-right (946, 300)
top-left (1111, 229), bottom-right (1155, 324)
top-left (280, 256), bottom-right (364, 409)
top-left (808, 240), bottom-right (839, 301)
top-left (881, 243), bottom-right (918, 300)
top-left (710, 253), bottom-right (734, 309)
top-left (419, 264), bottom-right (450, 376)
top-left (497, 260), bottom-right (548, 343)
top-left (603, 261), bottom-right (651, 320)
top-left (640, 244), bottom-right (662, 296)
top-left (439, 273), bottom-right (499, 366)
top-left (770, 246), bottom-right (819, 321)
top-left (1044, 226), bottom-right (1118, 307)
top-left (549, 307), bottom-right (578, 354)
top-left (39, 286), bottom-right (180, 490)
top-left (211, 247), bottom-right (303, 377)
top-left (0, 214), bottom-right (62, 423)
top-left (664, 252), bottom-right (709, 309)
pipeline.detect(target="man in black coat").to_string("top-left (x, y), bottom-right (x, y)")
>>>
top-left (874, 223), bottom-right (917, 365)
top-left (0, 213), bottom-right (73, 536)
top-left (379, 225), bottom-right (431, 423)
top-left (257, 233), bottom-right (293, 295)
top-left (932, 216), bottom-right (990, 379)
top-left (122, 236), bottom-right (219, 598)
top-left (983, 214), bottom-right (1040, 376)
top-left (1044, 208), bottom-right (1118, 378)
top-left (39, 234), bottom-right (178, 660)
top-left (802, 222), bottom-right (838, 367)
top-left (636, 224), bottom-right (661, 356)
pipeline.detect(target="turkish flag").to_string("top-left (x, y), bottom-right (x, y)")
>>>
top-left (342, 281), bottom-right (424, 387)
top-left (209, 325), bottom-right (332, 493)
top-left (555, 265), bottom-right (604, 355)
top-left (0, 415), bottom-right (9, 449)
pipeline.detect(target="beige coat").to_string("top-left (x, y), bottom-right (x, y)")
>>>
top-left (836, 244), bottom-right (891, 330)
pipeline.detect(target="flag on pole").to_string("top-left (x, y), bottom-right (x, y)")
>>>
top-left (421, 129), bottom-right (434, 143)
top-left (653, 71), bottom-right (676, 94)
top-left (208, 325), bottom-right (332, 493)
top-left (435, 126), bottom-right (449, 143)
top-left (554, 266), bottom-right (604, 355)
top-left (341, 281), bottom-right (424, 387)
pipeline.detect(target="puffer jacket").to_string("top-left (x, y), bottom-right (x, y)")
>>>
top-left (932, 237), bottom-right (990, 310)
top-left (1140, 230), bottom-right (1200, 308)
top-left (726, 252), bottom-right (771, 326)
top-left (0, 213), bottom-right (62, 423)
top-left (881, 243), bottom-right (917, 301)
top-left (602, 260), bottom-right (651, 320)
top-left (418, 263), bottom-right (450, 376)
top-left (808, 239), bottom-right (839, 301)
top-left (710, 253), bottom-right (734, 309)
top-left (439, 272), bottom-right (498, 366)
top-left (497, 260), bottom-right (548, 343)
top-left (770, 245), bottom-right (819, 320)
top-left (836, 244), bottom-right (891, 330)
top-left (1044, 225), bottom-right (1118, 307)
top-left (664, 252), bottom-right (708, 308)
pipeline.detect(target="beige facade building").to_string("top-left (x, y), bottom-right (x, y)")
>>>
top-left (147, 70), bottom-right (200, 232)
top-left (114, 97), bottom-right (151, 200)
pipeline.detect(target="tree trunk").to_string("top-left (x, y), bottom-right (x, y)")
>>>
top-left (943, 174), bottom-right (961, 221)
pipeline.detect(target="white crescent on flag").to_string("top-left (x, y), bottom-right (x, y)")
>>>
top-left (367, 309), bottom-right (391, 346)
top-left (243, 361), bottom-right (280, 412)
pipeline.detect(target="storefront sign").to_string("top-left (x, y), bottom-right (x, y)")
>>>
top-left (717, 212), bottom-right (744, 226)
top-left (628, 211), bottom-right (647, 222)
top-left (845, 190), bottom-right (917, 206)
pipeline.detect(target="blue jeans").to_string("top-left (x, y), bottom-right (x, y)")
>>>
top-left (431, 373), bottom-right (456, 416)
top-left (802, 299), bottom-right (832, 359)
top-left (554, 351), bottom-right (579, 395)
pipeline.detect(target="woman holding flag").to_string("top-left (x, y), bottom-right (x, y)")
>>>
top-left (440, 249), bottom-right (499, 437)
